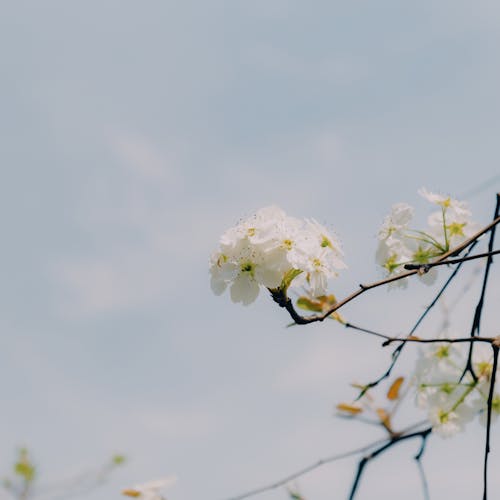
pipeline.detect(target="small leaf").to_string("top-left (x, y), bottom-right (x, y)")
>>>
top-left (112, 454), bottom-right (126, 465)
top-left (296, 297), bottom-right (323, 312)
top-left (387, 377), bottom-right (404, 401)
top-left (288, 489), bottom-right (305, 500)
top-left (14, 462), bottom-right (35, 483)
top-left (328, 311), bottom-right (346, 325)
top-left (337, 403), bottom-right (363, 415)
top-left (376, 408), bottom-right (391, 429)
top-left (407, 335), bottom-right (421, 341)
top-left (122, 489), bottom-right (141, 497)
top-left (14, 449), bottom-right (35, 483)
top-left (317, 294), bottom-right (337, 306)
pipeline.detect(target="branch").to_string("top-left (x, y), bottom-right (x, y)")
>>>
top-left (414, 431), bottom-right (431, 500)
top-left (382, 336), bottom-right (496, 346)
top-left (463, 193), bottom-right (500, 382)
top-left (224, 438), bottom-right (389, 500)
top-left (348, 428), bottom-right (432, 500)
top-left (224, 420), bottom-right (430, 500)
top-left (279, 214), bottom-right (500, 325)
top-left (403, 248), bottom-right (500, 271)
top-left (344, 321), bottom-right (496, 346)
top-left (482, 343), bottom-right (499, 500)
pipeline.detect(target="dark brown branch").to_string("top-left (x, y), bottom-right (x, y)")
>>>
top-left (382, 336), bottom-right (495, 346)
top-left (345, 321), bottom-right (496, 346)
top-left (463, 194), bottom-right (500, 382)
top-left (483, 344), bottom-right (499, 500)
top-left (414, 432), bottom-right (430, 500)
top-left (404, 248), bottom-right (500, 271)
top-left (224, 437), bottom-right (391, 500)
top-left (348, 428), bottom-right (432, 500)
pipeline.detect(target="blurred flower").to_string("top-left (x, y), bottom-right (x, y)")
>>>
top-left (122, 477), bottom-right (176, 500)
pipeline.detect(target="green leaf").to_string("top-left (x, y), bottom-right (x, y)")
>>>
top-left (112, 454), bottom-right (126, 465)
top-left (14, 462), bottom-right (35, 483)
top-left (296, 296), bottom-right (323, 312)
top-left (14, 449), bottom-right (35, 482)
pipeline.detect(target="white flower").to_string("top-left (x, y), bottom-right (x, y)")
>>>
top-left (122, 477), bottom-right (176, 500)
top-left (428, 403), bottom-right (474, 438)
top-left (210, 206), bottom-right (346, 304)
top-left (418, 187), bottom-right (454, 208)
top-left (474, 393), bottom-right (500, 427)
top-left (291, 247), bottom-right (338, 297)
top-left (377, 189), bottom-right (478, 286)
top-left (378, 203), bottom-right (414, 245)
top-left (220, 205), bottom-right (287, 248)
top-left (210, 239), bottom-right (283, 305)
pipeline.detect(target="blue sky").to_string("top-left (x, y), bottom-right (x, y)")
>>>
top-left (1, 2), bottom-right (500, 499)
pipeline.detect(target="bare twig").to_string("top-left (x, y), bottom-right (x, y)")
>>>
top-left (404, 248), bottom-right (500, 271)
top-left (482, 344), bottom-right (499, 500)
top-left (224, 438), bottom-right (388, 500)
top-left (414, 432), bottom-right (430, 500)
top-left (348, 428), bottom-right (432, 500)
top-left (463, 194), bottom-right (500, 382)
top-left (344, 321), bottom-right (496, 346)
top-left (225, 421), bottom-right (430, 500)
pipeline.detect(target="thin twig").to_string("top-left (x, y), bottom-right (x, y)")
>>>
top-left (482, 344), bottom-right (499, 500)
top-left (224, 438), bottom-right (388, 500)
top-left (463, 194), bottom-right (500, 382)
top-left (225, 421), bottom-right (430, 500)
top-left (414, 431), bottom-right (431, 500)
top-left (344, 321), bottom-right (495, 346)
top-left (404, 248), bottom-right (500, 270)
top-left (382, 336), bottom-right (495, 346)
top-left (348, 428), bottom-right (432, 500)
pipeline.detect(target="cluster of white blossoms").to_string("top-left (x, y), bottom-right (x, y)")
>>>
top-left (210, 206), bottom-right (346, 305)
top-left (377, 188), bottom-right (479, 286)
top-left (414, 339), bottom-right (500, 438)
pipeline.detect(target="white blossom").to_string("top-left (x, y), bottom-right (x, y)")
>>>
top-left (210, 206), bottom-right (346, 304)
top-left (412, 336), bottom-right (500, 437)
top-left (122, 477), bottom-right (176, 500)
top-left (377, 188), bottom-right (477, 287)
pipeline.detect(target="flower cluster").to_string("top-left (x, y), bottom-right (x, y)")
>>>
top-left (414, 339), bottom-right (500, 438)
top-left (210, 206), bottom-right (346, 305)
top-left (376, 188), bottom-right (478, 286)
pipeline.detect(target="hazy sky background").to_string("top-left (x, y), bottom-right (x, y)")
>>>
top-left (1, 2), bottom-right (500, 499)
